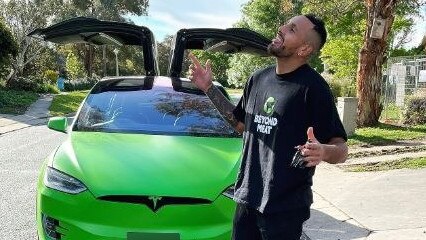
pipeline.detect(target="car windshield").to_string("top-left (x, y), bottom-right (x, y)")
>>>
top-left (74, 87), bottom-right (239, 137)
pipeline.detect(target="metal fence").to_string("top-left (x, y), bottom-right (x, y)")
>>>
top-left (381, 55), bottom-right (426, 122)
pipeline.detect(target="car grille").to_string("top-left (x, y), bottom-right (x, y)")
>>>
top-left (98, 195), bottom-right (211, 212)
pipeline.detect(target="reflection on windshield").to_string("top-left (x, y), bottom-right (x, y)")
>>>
top-left (74, 88), bottom-right (239, 137)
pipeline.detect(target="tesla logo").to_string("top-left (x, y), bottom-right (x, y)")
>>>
top-left (148, 196), bottom-right (162, 210)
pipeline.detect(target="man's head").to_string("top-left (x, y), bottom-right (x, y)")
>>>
top-left (267, 14), bottom-right (327, 59)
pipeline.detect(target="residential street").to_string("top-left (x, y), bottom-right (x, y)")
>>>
top-left (0, 124), bottom-right (65, 239)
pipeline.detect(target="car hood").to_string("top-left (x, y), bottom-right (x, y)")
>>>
top-left (52, 132), bottom-right (242, 201)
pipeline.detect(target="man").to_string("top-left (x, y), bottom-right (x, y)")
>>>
top-left (189, 14), bottom-right (348, 240)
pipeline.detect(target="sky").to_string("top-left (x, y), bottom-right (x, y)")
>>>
top-left (129, 0), bottom-right (425, 48)
top-left (129, 0), bottom-right (249, 41)
top-left (404, 6), bottom-right (426, 48)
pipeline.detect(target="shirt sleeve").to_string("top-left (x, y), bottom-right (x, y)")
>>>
top-left (306, 82), bottom-right (348, 143)
top-left (232, 76), bottom-right (253, 123)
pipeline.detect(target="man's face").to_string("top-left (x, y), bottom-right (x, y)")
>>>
top-left (268, 15), bottom-right (314, 58)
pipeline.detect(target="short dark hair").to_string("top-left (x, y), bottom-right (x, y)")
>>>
top-left (304, 14), bottom-right (327, 50)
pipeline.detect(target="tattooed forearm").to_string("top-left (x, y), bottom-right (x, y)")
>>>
top-left (205, 85), bottom-right (240, 129)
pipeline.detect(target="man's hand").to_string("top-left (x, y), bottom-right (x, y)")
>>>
top-left (188, 53), bottom-right (213, 93)
top-left (301, 127), bottom-right (325, 167)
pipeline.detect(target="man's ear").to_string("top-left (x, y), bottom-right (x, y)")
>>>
top-left (298, 44), bottom-right (314, 57)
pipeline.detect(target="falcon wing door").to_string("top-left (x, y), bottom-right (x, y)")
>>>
top-left (29, 17), bottom-right (158, 76)
top-left (169, 28), bottom-right (270, 78)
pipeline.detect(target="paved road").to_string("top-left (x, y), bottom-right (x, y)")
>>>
top-left (0, 125), bottom-right (65, 239)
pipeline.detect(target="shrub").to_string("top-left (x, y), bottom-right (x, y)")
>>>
top-left (0, 89), bottom-right (39, 114)
top-left (36, 83), bottom-right (60, 94)
top-left (64, 75), bottom-right (100, 91)
top-left (43, 70), bottom-right (59, 85)
top-left (404, 90), bottom-right (426, 125)
top-left (324, 74), bottom-right (356, 101)
top-left (6, 76), bottom-right (59, 94)
top-left (66, 52), bottom-right (85, 80)
top-left (7, 76), bottom-right (40, 91)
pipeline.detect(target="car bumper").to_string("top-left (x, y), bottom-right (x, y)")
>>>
top-left (36, 186), bottom-right (236, 240)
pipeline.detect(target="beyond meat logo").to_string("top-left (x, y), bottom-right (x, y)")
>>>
top-left (263, 97), bottom-right (276, 116)
top-left (254, 97), bottom-right (278, 134)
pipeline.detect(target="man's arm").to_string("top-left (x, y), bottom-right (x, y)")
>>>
top-left (188, 53), bottom-right (244, 133)
top-left (204, 85), bottom-right (245, 133)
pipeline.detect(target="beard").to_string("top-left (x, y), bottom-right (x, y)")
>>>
top-left (267, 42), bottom-right (292, 58)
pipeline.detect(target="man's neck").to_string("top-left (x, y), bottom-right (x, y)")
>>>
top-left (275, 57), bottom-right (307, 74)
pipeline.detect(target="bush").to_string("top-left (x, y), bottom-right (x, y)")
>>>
top-left (227, 54), bottom-right (274, 88)
top-left (325, 74), bottom-right (356, 101)
top-left (64, 76), bottom-right (100, 91)
top-left (36, 83), bottom-right (60, 94)
top-left (0, 89), bottom-right (39, 114)
top-left (404, 90), bottom-right (426, 125)
top-left (6, 76), bottom-right (59, 94)
top-left (43, 70), bottom-right (59, 85)
top-left (7, 76), bottom-right (40, 91)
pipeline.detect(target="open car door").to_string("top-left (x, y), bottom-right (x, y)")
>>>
top-left (29, 17), bottom-right (158, 76)
top-left (168, 28), bottom-right (271, 78)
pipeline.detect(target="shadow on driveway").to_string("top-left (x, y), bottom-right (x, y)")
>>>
top-left (304, 209), bottom-right (370, 240)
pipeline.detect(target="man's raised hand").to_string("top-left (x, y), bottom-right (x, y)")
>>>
top-left (188, 53), bottom-right (213, 93)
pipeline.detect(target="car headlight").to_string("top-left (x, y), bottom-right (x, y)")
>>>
top-left (222, 185), bottom-right (235, 199)
top-left (44, 167), bottom-right (87, 194)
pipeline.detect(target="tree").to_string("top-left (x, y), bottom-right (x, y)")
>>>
top-left (157, 35), bottom-right (174, 76)
top-left (303, 0), bottom-right (426, 126)
top-left (66, 51), bottom-right (85, 80)
top-left (0, 18), bottom-right (18, 82)
top-left (192, 51), bottom-right (231, 87)
top-left (356, 0), bottom-right (426, 126)
top-left (0, 0), bottom-right (56, 87)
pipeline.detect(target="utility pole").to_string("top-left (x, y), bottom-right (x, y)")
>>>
top-left (113, 48), bottom-right (119, 76)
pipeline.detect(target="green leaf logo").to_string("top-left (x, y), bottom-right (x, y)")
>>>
top-left (263, 97), bottom-right (276, 116)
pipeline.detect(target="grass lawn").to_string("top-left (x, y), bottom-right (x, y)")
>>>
top-left (49, 91), bottom-right (89, 116)
top-left (380, 104), bottom-right (403, 123)
top-left (344, 157), bottom-right (426, 172)
top-left (0, 89), bottom-right (39, 114)
top-left (348, 123), bottom-right (426, 146)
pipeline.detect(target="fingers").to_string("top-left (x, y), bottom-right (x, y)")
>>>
top-left (300, 142), bottom-right (323, 167)
top-left (205, 59), bottom-right (212, 72)
top-left (307, 127), bottom-right (318, 143)
top-left (188, 52), bottom-right (202, 69)
top-left (301, 148), bottom-right (320, 158)
top-left (304, 159), bottom-right (321, 167)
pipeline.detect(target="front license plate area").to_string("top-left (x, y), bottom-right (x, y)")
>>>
top-left (127, 232), bottom-right (180, 240)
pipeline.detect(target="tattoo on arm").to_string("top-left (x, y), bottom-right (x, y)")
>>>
top-left (205, 85), bottom-right (240, 128)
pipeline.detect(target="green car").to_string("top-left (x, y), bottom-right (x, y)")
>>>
top-left (31, 17), bottom-right (269, 240)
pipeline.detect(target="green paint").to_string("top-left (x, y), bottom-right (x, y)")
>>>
top-left (37, 131), bottom-right (242, 239)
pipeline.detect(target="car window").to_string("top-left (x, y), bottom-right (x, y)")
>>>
top-left (74, 87), bottom-right (239, 137)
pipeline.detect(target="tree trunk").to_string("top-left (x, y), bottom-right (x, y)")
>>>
top-left (84, 45), bottom-right (95, 78)
top-left (5, 68), bottom-right (17, 87)
top-left (102, 45), bottom-right (107, 77)
top-left (356, 0), bottom-right (397, 127)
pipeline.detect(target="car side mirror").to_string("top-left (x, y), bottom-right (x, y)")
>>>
top-left (47, 117), bottom-right (68, 133)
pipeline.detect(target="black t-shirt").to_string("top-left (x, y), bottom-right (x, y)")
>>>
top-left (232, 64), bottom-right (347, 213)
